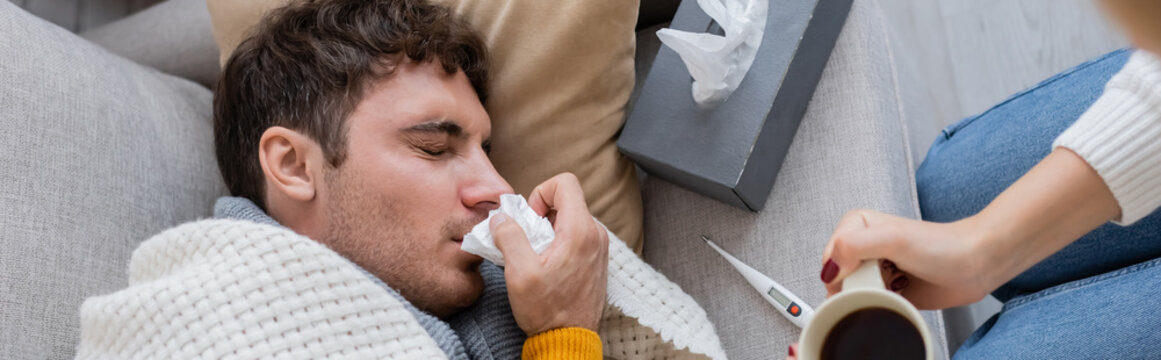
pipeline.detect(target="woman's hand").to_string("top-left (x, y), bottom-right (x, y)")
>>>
top-left (819, 148), bottom-right (1120, 310)
top-left (821, 209), bottom-right (997, 309)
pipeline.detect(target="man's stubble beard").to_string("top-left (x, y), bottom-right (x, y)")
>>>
top-left (320, 165), bottom-right (484, 318)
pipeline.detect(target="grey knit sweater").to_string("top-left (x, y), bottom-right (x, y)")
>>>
top-left (214, 197), bottom-right (526, 359)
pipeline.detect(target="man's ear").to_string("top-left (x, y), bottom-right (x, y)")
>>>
top-left (258, 126), bottom-right (321, 203)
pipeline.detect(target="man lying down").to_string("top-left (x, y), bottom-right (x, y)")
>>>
top-left (73, 0), bottom-right (726, 359)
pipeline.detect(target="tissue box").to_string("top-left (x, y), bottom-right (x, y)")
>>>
top-left (618, 0), bottom-right (853, 211)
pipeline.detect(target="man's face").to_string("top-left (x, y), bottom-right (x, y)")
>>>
top-left (319, 59), bottom-right (512, 318)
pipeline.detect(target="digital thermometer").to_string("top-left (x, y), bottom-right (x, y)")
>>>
top-left (702, 236), bottom-right (814, 328)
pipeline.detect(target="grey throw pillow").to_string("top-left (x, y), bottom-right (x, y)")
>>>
top-left (0, 2), bottom-right (227, 359)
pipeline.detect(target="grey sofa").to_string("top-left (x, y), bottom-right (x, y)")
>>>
top-left (1, 0), bottom-right (952, 358)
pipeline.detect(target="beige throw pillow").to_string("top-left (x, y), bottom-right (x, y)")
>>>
top-left (206, 0), bottom-right (644, 251)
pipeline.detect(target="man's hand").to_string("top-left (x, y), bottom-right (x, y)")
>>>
top-left (491, 173), bottom-right (609, 335)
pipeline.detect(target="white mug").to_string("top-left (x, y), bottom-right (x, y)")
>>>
top-left (796, 261), bottom-right (935, 360)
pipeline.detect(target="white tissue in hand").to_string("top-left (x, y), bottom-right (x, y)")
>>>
top-left (656, 0), bottom-right (767, 107)
top-left (461, 194), bottom-right (555, 266)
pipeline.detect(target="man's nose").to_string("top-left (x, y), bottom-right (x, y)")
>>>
top-left (461, 154), bottom-right (514, 212)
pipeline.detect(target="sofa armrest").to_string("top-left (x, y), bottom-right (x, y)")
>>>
top-left (637, 0), bottom-right (949, 358)
top-left (80, 0), bottom-right (219, 88)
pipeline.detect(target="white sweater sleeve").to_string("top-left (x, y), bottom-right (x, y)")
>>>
top-left (1053, 51), bottom-right (1161, 225)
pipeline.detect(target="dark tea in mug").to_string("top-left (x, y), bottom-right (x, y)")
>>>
top-left (820, 307), bottom-right (925, 360)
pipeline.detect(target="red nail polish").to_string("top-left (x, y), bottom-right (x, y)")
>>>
top-left (821, 259), bottom-right (839, 283)
top-left (788, 345), bottom-right (796, 356)
top-left (890, 275), bottom-right (910, 292)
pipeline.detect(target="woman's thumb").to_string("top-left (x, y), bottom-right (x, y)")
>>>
top-left (822, 211), bottom-right (901, 291)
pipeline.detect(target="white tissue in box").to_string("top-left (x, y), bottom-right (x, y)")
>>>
top-left (461, 194), bottom-right (555, 266)
top-left (656, 0), bottom-right (768, 107)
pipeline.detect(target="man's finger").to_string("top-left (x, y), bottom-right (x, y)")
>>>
top-left (528, 173), bottom-right (595, 248)
top-left (491, 214), bottom-right (539, 269)
top-left (528, 173), bottom-right (589, 220)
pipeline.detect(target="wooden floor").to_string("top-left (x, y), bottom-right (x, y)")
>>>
top-left (879, 0), bottom-right (1129, 130)
top-left (876, 0), bottom-right (1129, 354)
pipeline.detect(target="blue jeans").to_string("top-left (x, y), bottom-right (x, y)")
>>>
top-left (916, 48), bottom-right (1161, 358)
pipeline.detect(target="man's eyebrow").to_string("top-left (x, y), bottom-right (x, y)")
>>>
top-left (403, 120), bottom-right (466, 138)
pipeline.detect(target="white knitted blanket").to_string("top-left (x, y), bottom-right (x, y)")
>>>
top-left (76, 219), bottom-right (727, 359)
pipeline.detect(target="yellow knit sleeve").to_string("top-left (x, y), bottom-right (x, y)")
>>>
top-left (522, 327), bottom-right (603, 360)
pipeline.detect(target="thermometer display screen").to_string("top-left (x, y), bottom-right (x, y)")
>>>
top-left (767, 287), bottom-right (791, 306)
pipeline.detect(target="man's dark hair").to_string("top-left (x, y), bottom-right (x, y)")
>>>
top-left (213, 0), bottom-right (489, 209)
